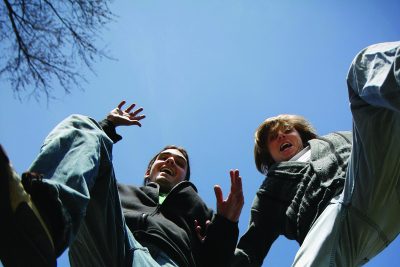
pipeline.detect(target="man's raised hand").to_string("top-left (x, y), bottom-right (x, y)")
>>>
top-left (214, 169), bottom-right (244, 222)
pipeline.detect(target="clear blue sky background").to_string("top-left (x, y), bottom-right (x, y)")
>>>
top-left (1, 1), bottom-right (399, 266)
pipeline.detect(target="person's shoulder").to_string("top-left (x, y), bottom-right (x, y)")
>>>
top-left (326, 131), bottom-right (352, 144)
top-left (309, 131), bottom-right (352, 150)
top-left (117, 182), bottom-right (143, 197)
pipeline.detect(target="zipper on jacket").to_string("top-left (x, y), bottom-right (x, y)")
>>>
top-left (150, 203), bottom-right (161, 216)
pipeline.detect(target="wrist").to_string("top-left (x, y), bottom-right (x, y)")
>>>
top-left (106, 114), bottom-right (117, 125)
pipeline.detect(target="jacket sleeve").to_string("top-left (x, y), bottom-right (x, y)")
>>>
top-left (198, 213), bottom-right (239, 267)
top-left (232, 185), bottom-right (286, 267)
top-left (98, 119), bottom-right (122, 143)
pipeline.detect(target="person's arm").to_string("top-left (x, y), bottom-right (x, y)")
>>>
top-left (198, 213), bottom-right (239, 267)
top-left (233, 185), bottom-right (286, 267)
top-left (194, 170), bottom-right (244, 267)
top-left (99, 100), bottom-right (145, 143)
top-left (98, 119), bottom-right (122, 143)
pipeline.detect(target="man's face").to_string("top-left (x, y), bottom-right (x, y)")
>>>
top-left (267, 127), bottom-right (304, 163)
top-left (146, 148), bottom-right (188, 192)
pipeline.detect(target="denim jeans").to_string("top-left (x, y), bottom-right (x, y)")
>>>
top-left (293, 42), bottom-right (400, 266)
top-left (28, 115), bottom-right (178, 267)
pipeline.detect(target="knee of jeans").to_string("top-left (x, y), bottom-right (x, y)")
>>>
top-left (66, 115), bottom-right (112, 144)
top-left (68, 114), bottom-right (100, 130)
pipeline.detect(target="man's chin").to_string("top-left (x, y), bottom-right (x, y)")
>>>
top-left (155, 178), bottom-right (173, 193)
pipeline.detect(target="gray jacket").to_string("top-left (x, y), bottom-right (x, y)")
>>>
top-left (234, 131), bottom-right (352, 266)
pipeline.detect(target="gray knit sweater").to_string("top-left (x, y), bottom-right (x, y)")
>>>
top-left (234, 131), bottom-right (352, 266)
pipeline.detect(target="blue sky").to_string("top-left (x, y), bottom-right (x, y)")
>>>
top-left (1, 1), bottom-right (399, 266)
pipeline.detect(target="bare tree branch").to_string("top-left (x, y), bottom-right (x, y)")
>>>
top-left (0, 0), bottom-right (115, 101)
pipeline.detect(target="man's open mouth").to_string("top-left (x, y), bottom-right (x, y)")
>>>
top-left (160, 167), bottom-right (174, 176)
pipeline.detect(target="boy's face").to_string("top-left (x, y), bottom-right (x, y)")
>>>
top-left (267, 126), bottom-right (304, 163)
top-left (146, 148), bottom-right (188, 192)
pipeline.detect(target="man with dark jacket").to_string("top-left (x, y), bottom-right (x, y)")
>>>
top-left (0, 101), bottom-right (244, 267)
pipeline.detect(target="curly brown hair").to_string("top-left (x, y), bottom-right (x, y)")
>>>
top-left (254, 114), bottom-right (317, 173)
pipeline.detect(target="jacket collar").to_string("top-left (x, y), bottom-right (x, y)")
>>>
top-left (143, 181), bottom-right (198, 201)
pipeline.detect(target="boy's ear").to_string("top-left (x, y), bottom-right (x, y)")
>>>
top-left (143, 170), bottom-right (151, 185)
top-left (144, 169), bottom-right (150, 178)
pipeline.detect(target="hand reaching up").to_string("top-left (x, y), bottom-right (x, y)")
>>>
top-left (107, 100), bottom-right (146, 127)
top-left (214, 169), bottom-right (244, 222)
top-left (194, 170), bottom-right (244, 243)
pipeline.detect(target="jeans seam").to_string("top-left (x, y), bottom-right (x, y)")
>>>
top-left (328, 204), bottom-right (346, 267)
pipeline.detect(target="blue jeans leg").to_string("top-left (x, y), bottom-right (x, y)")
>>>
top-left (126, 230), bottom-right (179, 267)
top-left (28, 115), bottom-right (131, 266)
top-left (293, 42), bottom-right (400, 266)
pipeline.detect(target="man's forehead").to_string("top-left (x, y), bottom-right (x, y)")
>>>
top-left (159, 149), bottom-right (187, 161)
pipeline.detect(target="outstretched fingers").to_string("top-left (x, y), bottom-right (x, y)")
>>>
top-left (214, 169), bottom-right (244, 222)
top-left (117, 100), bottom-right (126, 110)
top-left (230, 169), bottom-right (243, 195)
top-left (108, 100), bottom-right (146, 127)
top-left (214, 184), bottom-right (223, 205)
top-left (130, 107), bottom-right (145, 119)
top-left (125, 103), bottom-right (136, 113)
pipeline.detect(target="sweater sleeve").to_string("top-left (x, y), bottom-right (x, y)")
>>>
top-left (98, 119), bottom-right (122, 143)
top-left (232, 185), bottom-right (286, 267)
